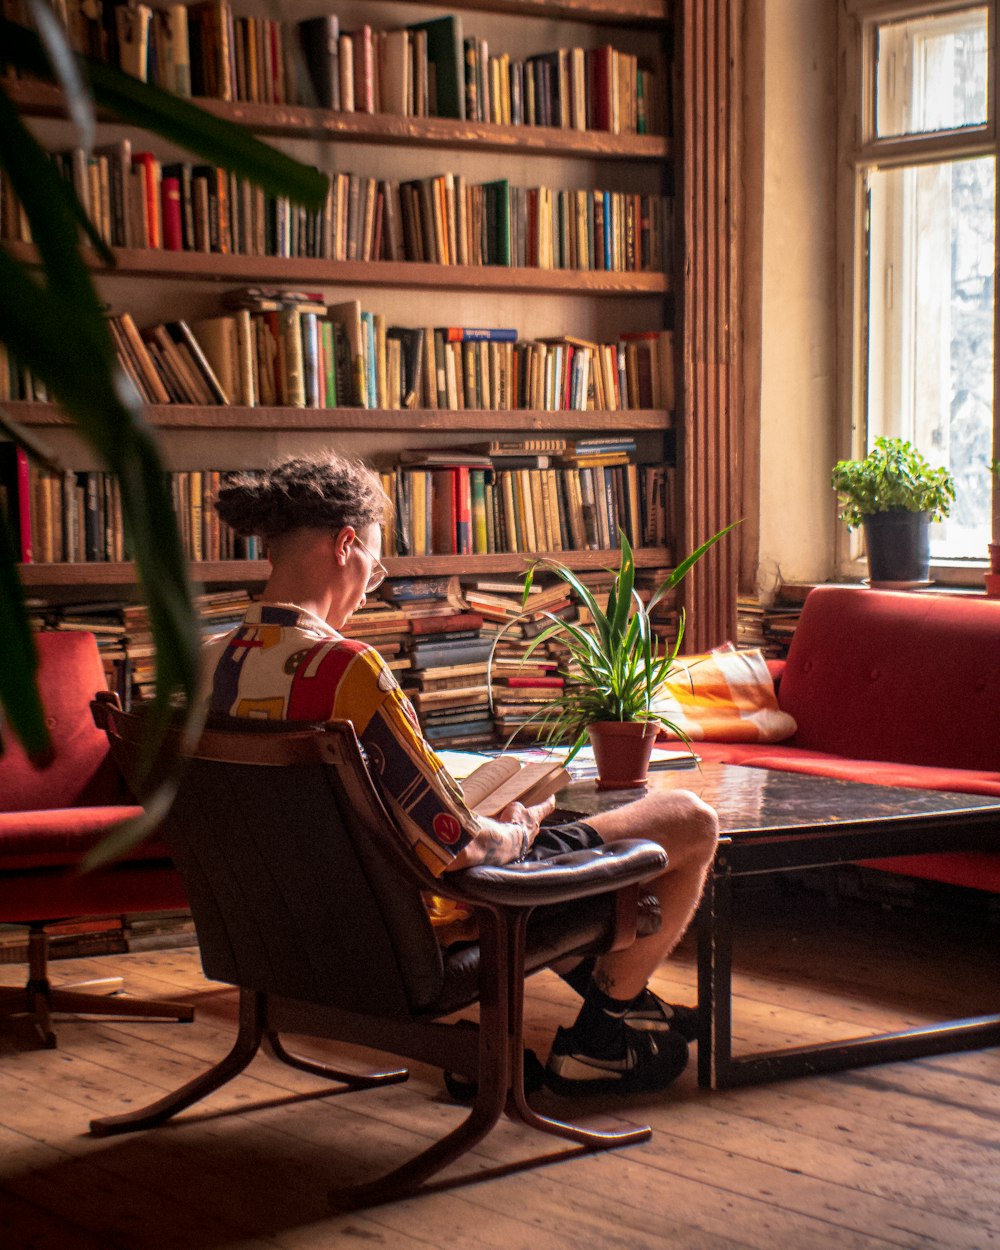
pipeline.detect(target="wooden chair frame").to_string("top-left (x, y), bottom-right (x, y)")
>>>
top-left (89, 695), bottom-right (669, 1208)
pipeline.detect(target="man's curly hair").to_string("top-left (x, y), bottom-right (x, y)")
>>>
top-left (215, 453), bottom-right (389, 538)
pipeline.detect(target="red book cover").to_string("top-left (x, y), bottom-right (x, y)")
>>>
top-left (2, 445), bottom-right (34, 562)
top-left (591, 46), bottom-right (612, 131)
top-left (161, 176), bottom-right (183, 250)
top-left (409, 611), bottom-right (484, 635)
top-left (506, 676), bottom-right (565, 689)
top-left (455, 465), bottom-right (471, 555)
top-left (131, 152), bottom-right (160, 248)
top-left (562, 344), bottom-right (574, 410)
top-left (430, 467), bottom-right (456, 554)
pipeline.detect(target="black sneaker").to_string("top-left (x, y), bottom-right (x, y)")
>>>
top-left (545, 1023), bottom-right (689, 1096)
top-left (443, 1048), bottom-right (546, 1103)
top-left (624, 989), bottom-right (701, 1042)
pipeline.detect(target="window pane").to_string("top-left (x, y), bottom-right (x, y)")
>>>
top-left (875, 8), bottom-right (988, 139)
top-left (866, 157), bottom-right (995, 560)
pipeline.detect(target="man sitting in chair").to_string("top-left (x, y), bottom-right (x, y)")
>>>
top-left (203, 453), bottom-right (719, 1096)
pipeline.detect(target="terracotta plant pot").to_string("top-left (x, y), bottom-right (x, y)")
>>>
top-left (989, 543), bottom-right (1000, 575)
top-left (588, 721), bottom-right (658, 791)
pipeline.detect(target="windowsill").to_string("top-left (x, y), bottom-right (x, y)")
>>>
top-left (839, 557), bottom-right (991, 592)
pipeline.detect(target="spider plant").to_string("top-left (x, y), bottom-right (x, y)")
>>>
top-left (504, 526), bottom-right (735, 760)
top-left (0, 12), bottom-right (325, 842)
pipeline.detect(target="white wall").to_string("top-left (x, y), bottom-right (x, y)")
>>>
top-left (756, 0), bottom-right (839, 593)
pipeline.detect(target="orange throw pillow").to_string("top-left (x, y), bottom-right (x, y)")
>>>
top-left (653, 646), bottom-right (797, 743)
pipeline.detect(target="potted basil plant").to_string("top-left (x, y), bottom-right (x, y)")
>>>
top-left (831, 437), bottom-right (955, 584)
top-left (501, 527), bottom-right (732, 790)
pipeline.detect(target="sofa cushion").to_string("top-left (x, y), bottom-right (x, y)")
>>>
top-left (777, 587), bottom-right (1000, 770)
top-left (654, 647), bottom-right (797, 743)
top-left (0, 806), bottom-right (165, 869)
top-left (738, 749), bottom-right (1000, 798)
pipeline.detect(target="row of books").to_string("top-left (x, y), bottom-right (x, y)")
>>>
top-left (8, 1), bottom-right (665, 136)
top-left (387, 457), bottom-right (675, 558)
top-left (4, 450), bottom-right (673, 565)
top-left (1, 452), bottom-right (261, 563)
top-left (461, 40), bottom-right (665, 136)
top-left (1, 152), bottom-right (673, 275)
top-left (56, 295), bottom-right (675, 413)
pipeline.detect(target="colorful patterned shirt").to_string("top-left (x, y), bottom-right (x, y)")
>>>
top-left (203, 602), bottom-right (482, 940)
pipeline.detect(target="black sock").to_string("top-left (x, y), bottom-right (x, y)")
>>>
top-left (556, 957), bottom-right (595, 997)
top-left (569, 980), bottom-right (635, 1058)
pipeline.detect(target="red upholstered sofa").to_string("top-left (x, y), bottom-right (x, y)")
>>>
top-left (696, 586), bottom-right (1000, 893)
top-left (0, 631), bottom-right (190, 1045)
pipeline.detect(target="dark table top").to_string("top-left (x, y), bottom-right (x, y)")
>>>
top-left (552, 762), bottom-right (1000, 872)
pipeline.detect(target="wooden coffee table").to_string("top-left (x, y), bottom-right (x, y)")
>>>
top-left (555, 762), bottom-right (1000, 1089)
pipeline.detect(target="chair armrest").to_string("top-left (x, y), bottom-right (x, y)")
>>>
top-left (450, 839), bottom-right (668, 908)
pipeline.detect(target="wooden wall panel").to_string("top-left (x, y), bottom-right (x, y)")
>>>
top-left (679, 0), bottom-right (743, 650)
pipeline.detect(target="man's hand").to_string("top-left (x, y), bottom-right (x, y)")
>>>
top-left (445, 793), bottom-right (557, 870)
top-left (498, 793), bottom-right (558, 848)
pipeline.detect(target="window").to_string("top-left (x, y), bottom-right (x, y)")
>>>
top-left (842, 2), bottom-right (997, 568)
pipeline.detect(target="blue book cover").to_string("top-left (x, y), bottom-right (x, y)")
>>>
top-left (603, 191), bottom-right (612, 270)
top-left (360, 311), bottom-right (377, 409)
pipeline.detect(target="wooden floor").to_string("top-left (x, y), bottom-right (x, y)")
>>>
top-left (2, 881), bottom-right (998, 1250)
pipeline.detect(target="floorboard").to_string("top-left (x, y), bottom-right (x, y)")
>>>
top-left (1, 881), bottom-right (997, 1250)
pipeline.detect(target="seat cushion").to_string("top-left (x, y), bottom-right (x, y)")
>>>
top-left (0, 806), bottom-right (166, 868)
top-left (736, 750), bottom-right (1000, 895)
top-left (737, 749), bottom-right (1000, 798)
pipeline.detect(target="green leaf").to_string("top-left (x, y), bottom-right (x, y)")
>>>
top-left (650, 522), bottom-right (740, 611)
top-left (0, 512), bottom-right (50, 763)
top-left (0, 85), bottom-right (110, 313)
top-left (1, 19), bottom-right (327, 211)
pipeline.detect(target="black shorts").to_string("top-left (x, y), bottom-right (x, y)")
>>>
top-left (524, 820), bottom-right (603, 861)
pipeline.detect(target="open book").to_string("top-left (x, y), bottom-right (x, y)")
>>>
top-left (458, 756), bottom-right (570, 818)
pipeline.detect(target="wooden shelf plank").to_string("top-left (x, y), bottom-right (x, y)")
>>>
top-left (7, 242), bottom-right (670, 295)
top-left (6, 401), bottom-right (672, 433)
top-left (8, 81), bottom-right (669, 160)
top-left (18, 548), bottom-right (674, 586)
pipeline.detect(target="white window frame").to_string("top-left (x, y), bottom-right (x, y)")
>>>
top-left (838, 0), bottom-right (999, 583)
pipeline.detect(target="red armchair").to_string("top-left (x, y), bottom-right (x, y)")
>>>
top-left (0, 630), bottom-right (191, 1046)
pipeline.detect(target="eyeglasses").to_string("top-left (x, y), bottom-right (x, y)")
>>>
top-left (352, 534), bottom-right (388, 594)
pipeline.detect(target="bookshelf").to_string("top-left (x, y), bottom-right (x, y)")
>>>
top-left (6, 400), bottom-right (670, 432)
top-left (7, 241), bottom-right (670, 293)
top-left (5, 0), bottom-right (743, 650)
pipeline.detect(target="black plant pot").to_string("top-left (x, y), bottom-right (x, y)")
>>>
top-left (862, 510), bottom-right (930, 584)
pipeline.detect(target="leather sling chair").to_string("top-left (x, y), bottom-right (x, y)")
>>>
top-left (0, 631), bottom-right (192, 1047)
top-left (89, 693), bottom-right (669, 1208)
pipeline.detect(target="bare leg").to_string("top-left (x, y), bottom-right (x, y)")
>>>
top-left (584, 790), bottom-right (718, 1001)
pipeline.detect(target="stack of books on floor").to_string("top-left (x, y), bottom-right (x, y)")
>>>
top-left (31, 590), bottom-right (251, 704)
top-left (124, 910), bottom-right (197, 952)
top-left (387, 576), bottom-right (494, 747)
top-left (460, 577), bottom-right (573, 743)
top-left (737, 594), bottom-right (768, 650)
top-left (761, 582), bottom-right (815, 658)
top-left (339, 599), bottom-right (413, 675)
top-left (0, 918), bottom-right (128, 965)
